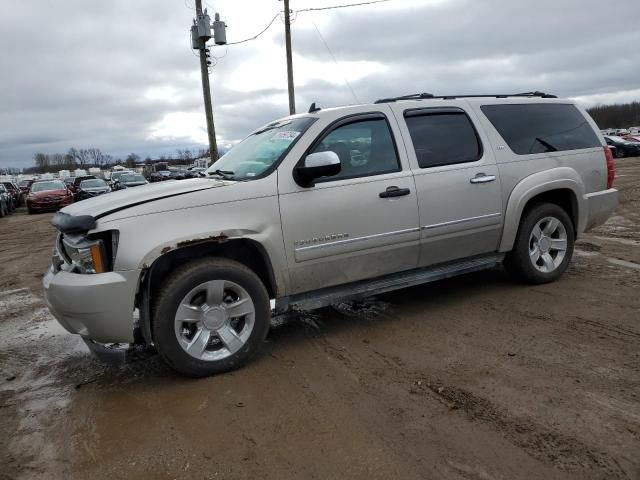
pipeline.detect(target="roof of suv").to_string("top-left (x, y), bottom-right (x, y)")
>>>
top-left (290, 92), bottom-right (572, 119)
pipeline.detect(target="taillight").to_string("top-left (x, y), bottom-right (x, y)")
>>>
top-left (604, 146), bottom-right (615, 189)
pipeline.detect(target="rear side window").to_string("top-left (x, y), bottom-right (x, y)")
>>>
top-left (404, 110), bottom-right (482, 168)
top-left (481, 103), bottom-right (600, 155)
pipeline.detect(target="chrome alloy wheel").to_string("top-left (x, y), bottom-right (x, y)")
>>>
top-left (174, 280), bottom-right (255, 361)
top-left (528, 216), bottom-right (568, 273)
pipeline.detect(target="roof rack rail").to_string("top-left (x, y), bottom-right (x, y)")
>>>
top-left (374, 92), bottom-right (434, 104)
top-left (374, 91), bottom-right (557, 103)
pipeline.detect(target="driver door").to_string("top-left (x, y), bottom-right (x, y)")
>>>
top-left (278, 110), bottom-right (420, 295)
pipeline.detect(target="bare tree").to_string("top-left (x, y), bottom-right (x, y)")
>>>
top-left (50, 153), bottom-right (64, 166)
top-left (34, 153), bottom-right (49, 170)
top-left (125, 153), bottom-right (140, 168)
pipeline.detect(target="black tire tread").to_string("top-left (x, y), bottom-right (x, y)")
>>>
top-left (505, 202), bottom-right (575, 285)
top-left (153, 257), bottom-right (270, 377)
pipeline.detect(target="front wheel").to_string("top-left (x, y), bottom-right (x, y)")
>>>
top-left (505, 203), bottom-right (575, 284)
top-left (153, 258), bottom-right (270, 377)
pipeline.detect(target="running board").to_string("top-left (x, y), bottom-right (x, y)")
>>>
top-left (276, 254), bottom-right (503, 313)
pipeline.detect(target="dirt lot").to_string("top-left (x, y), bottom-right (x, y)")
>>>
top-left (1, 158), bottom-right (639, 480)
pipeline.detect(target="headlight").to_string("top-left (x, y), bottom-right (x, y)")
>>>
top-left (61, 235), bottom-right (107, 274)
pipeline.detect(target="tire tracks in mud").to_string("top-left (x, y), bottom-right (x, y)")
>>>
top-left (300, 302), bottom-right (632, 479)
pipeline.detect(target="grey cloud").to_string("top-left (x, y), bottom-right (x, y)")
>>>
top-left (1, 0), bottom-right (638, 168)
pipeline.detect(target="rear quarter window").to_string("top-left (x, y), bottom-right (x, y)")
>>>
top-left (481, 103), bottom-right (600, 155)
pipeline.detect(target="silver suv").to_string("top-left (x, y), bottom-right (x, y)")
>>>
top-left (43, 92), bottom-right (618, 376)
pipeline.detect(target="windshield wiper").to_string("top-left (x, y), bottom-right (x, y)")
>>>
top-left (208, 169), bottom-right (235, 180)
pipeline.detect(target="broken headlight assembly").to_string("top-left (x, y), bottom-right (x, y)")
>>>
top-left (59, 231), bottom-right (118, 274)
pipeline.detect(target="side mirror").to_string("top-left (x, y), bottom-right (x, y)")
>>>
top-left (294, 151), bottom-right (341, 187)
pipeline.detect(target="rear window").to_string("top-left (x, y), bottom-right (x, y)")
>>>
top-left (481, 103), bottom-right (600, 155)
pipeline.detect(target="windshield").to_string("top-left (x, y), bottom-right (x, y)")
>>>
top-left (80, 179), bottom-right (107, 188)
top-left (121, 174), bottom-right (145, 183)
top-left (31, 181), bottom-right (66, 192)
top-left (205, 117), bottom-right (316, 180)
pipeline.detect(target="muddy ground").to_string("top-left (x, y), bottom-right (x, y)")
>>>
top-left (1, 158), bottom-right (639, 480)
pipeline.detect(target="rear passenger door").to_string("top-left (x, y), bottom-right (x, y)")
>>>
top-left (390, 103), bottom-right (504, 266)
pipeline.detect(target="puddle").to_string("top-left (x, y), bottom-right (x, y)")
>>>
top-left (607, 258), bottom-right (640, 270)
top-left (574, 249), bottom-right (600, 258)
top-left (592, 236), bottom-right (640, 247)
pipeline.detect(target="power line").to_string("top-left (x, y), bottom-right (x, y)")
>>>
top-left (223, 0), bottom-right (394, 46)
top-left (311, 20), bottom-right (360, 104)
top-left (298, 0), bottom-right (393, 13)
top-left (226, 13), bottom-right (280, 45)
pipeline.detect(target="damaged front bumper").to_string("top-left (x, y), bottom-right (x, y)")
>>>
top-left (43, 267), bottom-right (141, 344)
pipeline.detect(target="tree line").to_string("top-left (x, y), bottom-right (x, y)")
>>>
top-left (587, 101), bottom-right (640, 129)
top-left (25, 147), bottom-right (212, 174)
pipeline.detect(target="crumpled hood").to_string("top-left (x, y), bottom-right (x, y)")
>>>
top-left (61, 178), bottom-right (229, 218)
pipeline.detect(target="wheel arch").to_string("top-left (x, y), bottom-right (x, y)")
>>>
top-left (499, 168), bottom-right (586, 252)
top-left (137, 238), bottom-right (278, 344)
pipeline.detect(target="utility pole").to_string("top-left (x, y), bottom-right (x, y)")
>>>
top-left (283, 0), bottom-right (296, 115)
top-left (192, 0), bottom-right (226, 164)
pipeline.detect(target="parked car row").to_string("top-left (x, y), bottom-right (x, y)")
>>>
top-left (604, 135), bottom-right (640, 158)
top-left (0, 184), bottom-right (17, 217)
top-left (147, 169), bottom-right (203, 182)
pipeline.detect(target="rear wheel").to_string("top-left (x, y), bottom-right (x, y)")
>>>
top-left (505, 203), bottom-right (574, 284)
top-left (153, 258), bottom-right (270, 377)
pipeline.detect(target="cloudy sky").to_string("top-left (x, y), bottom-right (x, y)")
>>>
top-left (1, 0), bottom-right (638, 168)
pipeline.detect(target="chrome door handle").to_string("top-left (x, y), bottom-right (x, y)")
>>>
top-left (470, 174), bottom-right (496, 184)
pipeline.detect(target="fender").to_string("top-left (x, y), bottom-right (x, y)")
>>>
top-left (498, 167), bottom-right (586, 252)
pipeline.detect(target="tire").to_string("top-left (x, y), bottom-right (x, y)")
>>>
top-left (614, 148), bottom-right (625, 159)
top-left (153, 257), bottom-right (270, 377)
top-left (0, 203), bottom-right (5, 218)
top-left (504, 202), bottom-right (575, 284)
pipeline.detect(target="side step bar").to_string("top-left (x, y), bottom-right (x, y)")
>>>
top-left (275, 254), bottom-right (503, 313)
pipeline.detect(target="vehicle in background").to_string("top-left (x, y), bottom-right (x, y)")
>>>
top-left (147, 172), bottom-right (165, 182)
top-left (112, 173), bottom-right (148, 190)
top-left (27, 180), bottom-right (73, 214)
top-left (109, 170), bottom-right (134, 187)
top-left (75, 179), bottom-right (111, 201)
top-left (2, 182), bottom-right (23, 207)
top-left (604, 136), bottom-right (640, 158)
top-left (68, 175), bottom-right (97, 194)
top-left (169, 170), bottom-right (187, 180)
top-left (629, 127), bottom-right (640, 135)
top-left (158, 170), bottom-right (172, 179)
top-left (64, 177), bottom-right (75, 189)
top-left (189, 167), bottom-right (207, 177)
top-left (0, 184), bottom-right (13, 217)
top-left (622, 135), bottom-right (640, 143)
top-left (58, 170), bottom-right (71, 179)
top-left (614, 128), bottom-right (630, 136)
top-left (18, 179), bottom-right (34, 195)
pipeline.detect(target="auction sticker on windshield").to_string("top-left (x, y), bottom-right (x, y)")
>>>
top-left (270, 131), bottom-right (300, 141)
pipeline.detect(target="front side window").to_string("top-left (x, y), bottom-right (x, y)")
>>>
top-left (481, 103), bottom-right (600, 154)
top-left (310, 117), bottom-right (400, 181)
top-left (404, 110), bottom-right (482, 168)
top-left (206, 117), bottom-right (316, 180)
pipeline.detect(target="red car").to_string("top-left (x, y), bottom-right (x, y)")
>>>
top-left (27, 180), bottom-right (73, 214)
